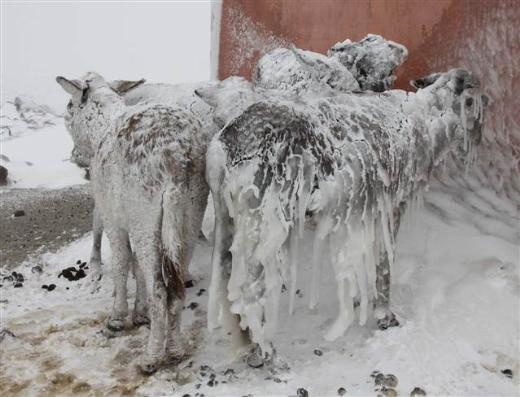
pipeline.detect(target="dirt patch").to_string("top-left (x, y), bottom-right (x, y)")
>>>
top-left (0, 185), bottom-right (94, 269)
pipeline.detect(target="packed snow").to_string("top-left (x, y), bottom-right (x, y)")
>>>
top-left (0, 177), bottom-right (518, 396)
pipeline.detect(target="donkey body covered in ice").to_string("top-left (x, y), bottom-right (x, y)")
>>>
top-left (57, 72), bottom-right (211, 373)
top-left (253, 34), bottom-right (408, 95)
top-left (201, 69), bottom-right (486, 367)
top-left (66, 80), bottom-right (218, 289)
top-left (79, 34), bottom-right (407, 279)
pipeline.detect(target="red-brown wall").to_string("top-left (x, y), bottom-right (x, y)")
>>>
top-left (217, 0), bottom-right (520, 201)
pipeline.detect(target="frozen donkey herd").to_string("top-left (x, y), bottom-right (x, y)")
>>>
top-left (55, 34), bottom-right (487, 374)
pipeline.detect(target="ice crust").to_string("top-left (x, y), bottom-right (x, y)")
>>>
top-left (253, 34), bottom-right (408, 96)
top-left (209, 69), bottom-right (485, 351)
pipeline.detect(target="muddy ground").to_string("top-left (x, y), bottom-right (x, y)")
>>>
top-left (0, 185), bottom-right (94, 269)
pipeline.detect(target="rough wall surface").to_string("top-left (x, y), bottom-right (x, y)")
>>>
top-left (218, 0), bottom-right (520, 203)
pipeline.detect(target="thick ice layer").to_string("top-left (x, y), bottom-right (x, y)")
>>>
top-left (253, 48), bottom-right (360, 96)
top-left (328, 34), bottom-right (408, 92)
top-left (210, 69), bottom-right (486, 350)
top-left (253, 34), bottom-right (408, 96)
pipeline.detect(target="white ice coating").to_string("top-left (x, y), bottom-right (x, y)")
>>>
top-left (207, 69), bottom-right (486, 353)
top-left (253, 34), bottom-right (408, 96)
top-left (58, 72), bottom-right (210, 372)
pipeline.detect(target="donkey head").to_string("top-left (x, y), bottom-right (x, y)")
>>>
top-left (195, 77), bottom-right (256, 129)
top-left (56, 72), bottom-right (145, 168)
top-left (411, 69), bottom-right (487, 159)
top-left (328, 34), bottom-right (408, 92)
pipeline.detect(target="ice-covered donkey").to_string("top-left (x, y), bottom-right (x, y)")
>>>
top-left (200, 69), bottom-right (486, 368)
top-left (253, 34), bottom-right (407, 96)
top-left (57, 72), bottom-right (210, 374)
top-left (66, 80), bottom-right (219, 287)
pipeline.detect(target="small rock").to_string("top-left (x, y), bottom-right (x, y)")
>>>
top-left (224, 368), bottom-right (235, 376)
top-left (410, 387), bottom-right (427, 396)
top-left (2, 275), bottom-right (13, 282)
top-left (0, 328), bottom-right (16, 342)
top-left (31, 265), bottom-right (43, 274)
top-left (187, 302), bottom-right (199, 310)
top-left (196, 288), bottom-right (206, 296)
top-left (207, 379), bottom-right (215, 387)
top-left (297, 388), bottom-right (309, 397)
top-left (47, 284), bottom-right (56, 291)
top-left (337, 387), bottom-right (347, 395)
top-left (314, 349), bottom-right (323, 356)
top-left (281, 283), bottom-right (287, 292)
top-left (382, 388), bottom-right (397, 397)
top-left (182, 394), bottom-right (191, 397)
top-left (501, 369), bottom-right (513, 378)
top-left (0, 165), bottom-right (8, 185)
top-left (76, 260), bottom-right (82, 265)
top-left (12, 272), bottom-right (24, 283)
top-left (374, 373), bottom-right (385, 386)
top-left (273, 377), bottom-right (282, 383)
top-left (371, 370), bottom-right (381, 378)
top-left (195, 383), bottom-right (201, 389)
top-left (42, 285), bottom-right (48, 289)
top-left (384, 374), bottom-right (398, 388)
top-left (14, 283), bottom-right (23, 288)
top-left (13, 210), bottom-right (25, 217)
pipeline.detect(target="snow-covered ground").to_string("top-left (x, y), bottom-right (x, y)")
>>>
top-left (1, 176), bottom-right (518, 396)
top-left (0, 98), bottom-right (86, 190)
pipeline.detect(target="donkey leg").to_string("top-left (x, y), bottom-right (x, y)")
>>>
top-left (135, 238), bottom-right (168, 374)
top-left (375, 202), bottom-right (406, 330)
top-left (87, 205), bottom-right (103, 292)
top-left (106, 229), bottom-right (132, 332)
top-left (132, 257), bottom-right (149, 326)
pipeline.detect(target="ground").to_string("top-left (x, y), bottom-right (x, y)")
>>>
top-left (0, 177), bottom-right (518, 397)
top-left (0, 99), bottom-right (518, 396)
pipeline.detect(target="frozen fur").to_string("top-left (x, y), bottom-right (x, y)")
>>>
top-left (253, 34), bottom-right (408, 96)
top-left (203, 69), bottom-right (486, 366)
top-left (57, 72), bottom-right (210, 373)
top-left (67, 81), bottom-right (218, 285)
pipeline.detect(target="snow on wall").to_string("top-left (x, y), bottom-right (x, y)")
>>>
top-left (222, 4), bottom-right (290, 76)
top-left (397, 1), bottom-right (520, 203)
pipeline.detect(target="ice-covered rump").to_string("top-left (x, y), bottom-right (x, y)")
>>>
top-left (328, 34), bottom-right (408, 92)
top-left (203, 68), bottom-right (486, 366)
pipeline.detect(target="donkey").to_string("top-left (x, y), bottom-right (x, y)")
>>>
top-left (253, 34), bottom-right (407, 96)
top-left (57, 72), bottom-right (210, 373)
top-left (200, 69), bottom-right (486, 368)
top-left (67, 80), bottom-right (219, 289)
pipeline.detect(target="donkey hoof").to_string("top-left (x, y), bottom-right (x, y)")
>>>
top-left (132, 313), bottom-right (150, 327)
top-left (246, 345), bottom-right (264, 369)
top-left (106, 318), bottom-right (125, 332)
top-left (377, 312), bottom-right (400, 330)
top-left (138, 357), bottom-right (160, 375)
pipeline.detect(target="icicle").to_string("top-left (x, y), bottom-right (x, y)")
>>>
top-left (288, 229), bottom-right (299, 315)
top-left (309, 232), bottom-right (324, 310)
top-left (325, 277), bottom-right (354, 341)
top-left (309, 215), bottom-right (332, 310)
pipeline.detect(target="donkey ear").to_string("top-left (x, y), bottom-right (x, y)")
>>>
top-left (109, 79), bottom-right (145, 95)
top-left (56, 76), bottom-right (85, 96)
top-left (410, 73), bottom-right (441, 90)
top-left (194, 85), bottom-right (219, 107)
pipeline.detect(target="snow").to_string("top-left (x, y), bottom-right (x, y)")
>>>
top-left (1, 178), bottom-right (518, 396)
top-left (0, 98), bottom-right (86, 190)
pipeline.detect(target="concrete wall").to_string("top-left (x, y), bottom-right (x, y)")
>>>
top-left (217, 0), bottom-right (520, 202)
